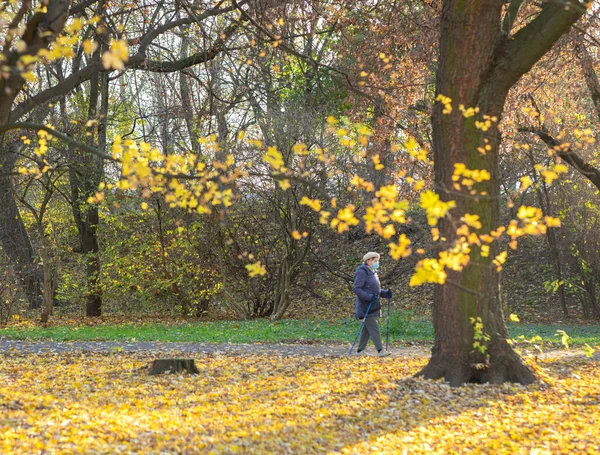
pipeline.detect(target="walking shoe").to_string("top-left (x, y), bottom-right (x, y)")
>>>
top-left (355, 349), bottom-right (366, 356)
top-left (377, 349), bottom-right (391, 357)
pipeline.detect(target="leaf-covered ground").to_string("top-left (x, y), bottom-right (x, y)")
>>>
top-left (1, 353), bottom-right (598, 454)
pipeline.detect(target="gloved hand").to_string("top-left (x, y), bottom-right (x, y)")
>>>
top-left (382, 289), bottom-right (393, 299)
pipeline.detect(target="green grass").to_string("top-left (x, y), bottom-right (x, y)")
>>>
top-left (1, 313), bottom-right (599, 346)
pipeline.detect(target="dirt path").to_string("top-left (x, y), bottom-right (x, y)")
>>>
top-left (0, 340), bottom-right (430, 357)
top-left (0, 340), bottom-right (597, 360)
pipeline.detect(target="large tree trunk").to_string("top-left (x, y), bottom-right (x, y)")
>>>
top-left (0, 143), bottom-right (43, 309)
top-left (418, 0), bottom-right (584, 385)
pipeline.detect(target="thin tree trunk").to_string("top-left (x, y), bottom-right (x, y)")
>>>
top-left (179, 28), bottom-right (201, 154)
top-left (40, 241), bottom-right (54, 323)
top-left (69, 19), bottom-right (108, 316)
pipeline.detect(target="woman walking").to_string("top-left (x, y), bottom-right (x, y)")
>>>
top-left (354, 252), bottom-right (392, 356)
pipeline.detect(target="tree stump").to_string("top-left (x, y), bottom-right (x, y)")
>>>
top-left (148, 358), bottom-right (199, 375)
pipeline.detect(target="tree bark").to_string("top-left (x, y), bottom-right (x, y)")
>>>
top-left (0, 142), bottom-right (43, 309)
top-left (0, 0), bottom-right (71, 127)
top-left (39, 240), bottom-right (55, 323)
top-left (419, 0), bottom-right (584, 385)
top-left (69, 14), bottom-right (109, 316)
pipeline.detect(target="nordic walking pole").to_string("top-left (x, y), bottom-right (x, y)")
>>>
top-left (385, 295), bottom-right (391, 351)
top-left (348, 296), bottom-right (375, 356)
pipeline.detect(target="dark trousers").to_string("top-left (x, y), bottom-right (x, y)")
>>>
top-left (357, 314), bottom-right (383, 351)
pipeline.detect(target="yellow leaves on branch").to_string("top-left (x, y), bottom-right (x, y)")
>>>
top-left (245, 261), bottom-right (266, 277)
top-left (512, 205), bottom-right (561, 237)
top-left (402, 137), bottom-right (428, 162)
top-left (435, 94), bottom-right (452, 114)
top-left (82, 39), bottom-right (98, 55)
top-left (520, 175), bottom-right (533, 191)
top-left (534, 162), bottom-right (569, 185)
top-left (459, 104), bottom-right (479, 118)
top-left (435, 96), bottom-right (499, 134)
top-left (389, 233), bottom-right (412, 260)
top-left (349, 174), bottom-right (374, 192)
top-left (462, 213), bottom-right (482, 230)
top-left (102, 40), bottom-right (129, 70)
top-left (452, 163), bottom-right (491, 191)
top-left (493, 251), bottom-right (508, 271)
top-left (330, 205), bottom-right (360, 233)
top-left (410, 258), bottom-right (447, 286)
top-left (15, 15), bottom-right (100, 75)
top-left (363, 186), bottom-right (407, 239)
top-left (34, 129), bottom-right (49, 157)
top-left (299, 197), bottom-right (322, 212)
top-left (474, 115), bottom-right (497, 132)
top-left (438, 242), bottom-right (471, 272)
top-left (371, 154), bottom-right (384, 170)
top-left (82, 123), bottom-right (566, 282)
top-left (291, 230), bottom-right (308, 240)
top-left (327, 117), bottom-right (372, 150)
top-left (263, 146), bottom-right (286, 171)
top-left (517, 205), bottom-right (543, 221)
top-left (419, 190), bottom-right (456, 226)
top-left (104, 134), bottom-right (238, 213)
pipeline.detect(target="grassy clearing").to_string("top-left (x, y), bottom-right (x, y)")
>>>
top-left (0, 352), bottom-right (598, 454)
top-left (1, 311), bottom-right (599, 347)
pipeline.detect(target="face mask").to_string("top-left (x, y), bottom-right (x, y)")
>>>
top-left (372, 261), bottom-right (379, 270)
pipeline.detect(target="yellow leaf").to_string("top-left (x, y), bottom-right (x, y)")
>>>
top-left (389, 233), bottom-right (412, 260)
top-left (245, 261), bottom-right (266, 277)
top-left (541, 170), bottom-right (559, 185)
top-left (419, 190), bottom-right (456, 226)
top-left (382, 224), bottom-right (396, 239)
top-left (462, 213), bottom-right (482, 230)
top-left (299, 197), bottom-right (322, 212)
top-left (102, 40), bottom-right (129, 70)
top-left (413, 180), bottom-right (425, 191)
top-left (554, 163), bottom-right (568, 174)
top-left (545, 216), bottom-right (561, 228)
top-left (520, 176), bottom-right (532, 191)
top-left (456, 224), bottom-right (470, 237)
top-left (82, 40), bottom-right (98, 55)
top-left (410, 258), bottom-right (447, 286)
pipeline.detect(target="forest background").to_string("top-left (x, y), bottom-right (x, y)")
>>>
top-left (3, 1), bottom-right (600, 453)
top-left (0, 0), bottom-right (599, 362)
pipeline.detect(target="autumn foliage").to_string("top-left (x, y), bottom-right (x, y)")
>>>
top-left (0, 352), bottom-right (598, 454)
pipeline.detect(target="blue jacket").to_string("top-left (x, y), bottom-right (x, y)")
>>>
top-left (354, 263), bottom-right (385, 318)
